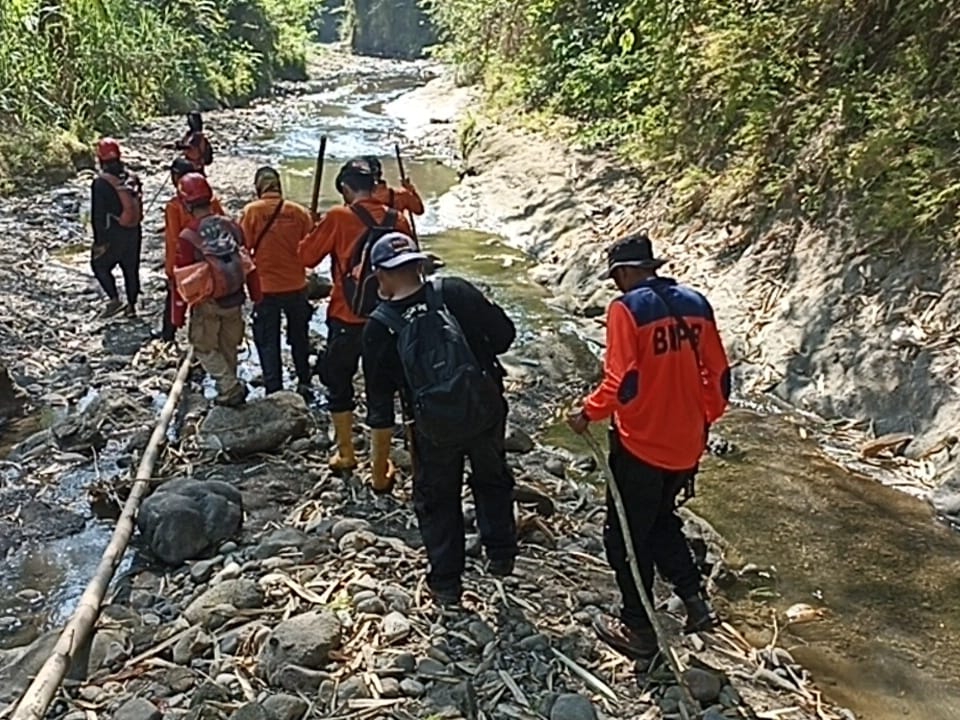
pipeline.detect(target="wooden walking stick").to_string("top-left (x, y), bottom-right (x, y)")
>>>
top-left (581, 428), bottom-right (700, 719)
top-left (393, 142), bottom-right (418, 241)
top-left (310, 135), bottom-right (327, 218)
top-left (11, 349), bottom-right (195, 720)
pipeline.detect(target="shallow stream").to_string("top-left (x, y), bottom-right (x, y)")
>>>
top-left (1, 64), bottom-right (958, 720)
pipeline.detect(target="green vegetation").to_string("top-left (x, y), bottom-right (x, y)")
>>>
top-left (0, 0), bottom-right (311, 187)
top-left (428, 0), bottom-right (960, 243)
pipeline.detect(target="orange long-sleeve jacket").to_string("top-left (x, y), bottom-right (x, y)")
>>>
top-left (583, 277), bottom-right (730, 471)
top-left (164, 195), bottom-right (224, 279)
top-left (298, 197), bottom-right (412, 325)
top-left (372, 182), bottom-right (424, 216)
top-left (239, 192), bottom-right (313, 295)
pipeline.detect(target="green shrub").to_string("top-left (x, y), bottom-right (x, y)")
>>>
top-left (0, 0), bottom-right (311, 184)
top-left (429, 0), bottom-right (960, 243)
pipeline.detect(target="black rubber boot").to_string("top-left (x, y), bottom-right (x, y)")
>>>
top-left (487, 556), bottom-right (515, 577)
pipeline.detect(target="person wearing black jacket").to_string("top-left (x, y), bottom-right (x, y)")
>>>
top-left (90, 138), bottom-right (142, 318)
top-left (362, 232), bottom-right (518, 606)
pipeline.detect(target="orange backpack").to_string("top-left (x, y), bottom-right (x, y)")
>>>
top-left (101, 171), bottom-right (143, 228)
top-left (174, 216), bottom-right (255, 306)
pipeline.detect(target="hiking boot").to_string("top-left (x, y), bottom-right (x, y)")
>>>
top-left (216, 384), bottom-right (247, 408)
top-left (682, 593), bottom-right (720, 633)
top-left (593, 614), bottom-right (659, 661)
top-left (430, 583), bottom-right (462, 608)
top-left (487, 556), bottom-right (515, 577)
top-left (123, 303), bottom-right (137, 318)
top-left (98, 299), bottom-right (124, 319)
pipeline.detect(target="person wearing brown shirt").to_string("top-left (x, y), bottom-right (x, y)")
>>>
top-left (299, 157), bottom-right (412, 471)
top-left (240, 167), bottom-right (315, 397)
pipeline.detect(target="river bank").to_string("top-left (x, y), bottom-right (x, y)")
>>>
top-left (394, 76), bottom-right (960, 511)
top-left (392, 74), bottom-right (960, 719)
top-left (0, 46), bottom-right (940, 720)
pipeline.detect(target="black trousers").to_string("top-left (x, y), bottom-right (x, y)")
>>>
top-left (252, 291), bottom-right (313, 393)
top-left (161, 283), bottom-right (176, 341)
top-left (318, 318), bottom-right (363, 412)
top-left (91, 237), bottom-right (141, 305)
top-left (604, 431), bottom-right (703, 632)
top-left (413, 418), bottom-right (517, 593)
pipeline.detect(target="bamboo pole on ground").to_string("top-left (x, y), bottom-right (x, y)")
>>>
top-left (581, 429), bottom-right (700, 718)
top-left (10, 349), bottom-right (195, 720)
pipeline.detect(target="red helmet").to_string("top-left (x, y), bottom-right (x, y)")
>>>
top-left (178, 173), bottom-right (213, 206)
top-left (96, 138), bottom-right (121, 163)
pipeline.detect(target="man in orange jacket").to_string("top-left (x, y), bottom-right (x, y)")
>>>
top-left (299, 157), bottom-right (412, 471)
top-left (161, 158), bottom-right (224, 341)
top-left (175, 173), bottom-right (262, 407)
top-left (240, 166), bottom-right (314, 397)
top-left (366, 156), bottom-right (424, 216)
top-left (568, 232), bottom-right (730, 662)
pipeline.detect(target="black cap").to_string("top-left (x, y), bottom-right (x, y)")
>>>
top-left (363, 155), bottom-right (384, 181)
top-left (335, 158), bottom-right (375, 193)
top-left (170, 157), bottom-right (196, 177)
top-left (603, 231), bottom-right (667, 279)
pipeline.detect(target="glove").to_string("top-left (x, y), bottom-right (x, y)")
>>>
top-left (370, 428), bottom-right (397, 494)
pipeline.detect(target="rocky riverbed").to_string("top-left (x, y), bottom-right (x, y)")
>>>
top-left (0, 45), bottom-right (860, 720)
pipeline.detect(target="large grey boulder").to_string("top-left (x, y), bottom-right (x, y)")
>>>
top-left (198, 391), bottom-right (310, 456)
top-left (138, 479), bottom-right (243, 565)
top-left (258, 611), bottom-right (342, 689)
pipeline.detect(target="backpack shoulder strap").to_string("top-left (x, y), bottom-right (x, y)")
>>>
top-left (179, 227), bottom-right (204, 254)
top-left (426, 278), bottom-right (444, 312)
top-left (349, 203), bottom-right (377, 228)
top-left (370, 302), bottom-right (406, 335)
top-left (252, 199), bottom-right (285, 252)
top-left (384, 208), bottom-right (398, 229)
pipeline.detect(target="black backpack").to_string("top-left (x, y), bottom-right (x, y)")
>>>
top-left (371, 279), bottom-right (504, 446)
top-left (340, 205), bottom-right (398, 317)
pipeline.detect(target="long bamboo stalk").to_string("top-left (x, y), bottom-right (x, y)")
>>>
top-left (581, 429), bottom-right (699, 716)
top-left (10, 348), bottom-right (195, 720)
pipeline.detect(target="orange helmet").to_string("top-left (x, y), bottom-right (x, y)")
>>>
top-left (178, 172), bottom-right (213, 206)
top-left (96, 138), bottom-right (121, 163)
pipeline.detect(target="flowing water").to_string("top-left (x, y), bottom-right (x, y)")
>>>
top-left (3, 66), bottom-right (960, 719)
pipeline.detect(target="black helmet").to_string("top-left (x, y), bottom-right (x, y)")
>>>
top-left (363, 155), bottom-right (384, 182)
top-left (170, 156), bottom-right (196, 181)
top-left (335, 157), bottom-right (375, 194)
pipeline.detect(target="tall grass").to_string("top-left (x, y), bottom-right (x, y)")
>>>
top-left (0, 0), bottom-right (311, 186)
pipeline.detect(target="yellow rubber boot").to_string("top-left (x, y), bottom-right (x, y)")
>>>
top-left (329, 411), bottom-right (358, 471)
top-left (370, 428), bottom-right (397, 494)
